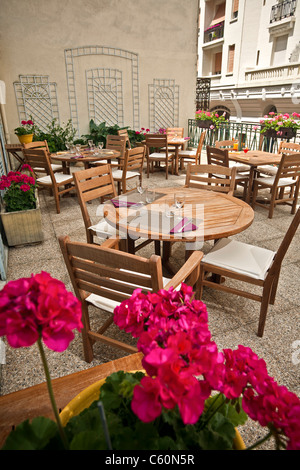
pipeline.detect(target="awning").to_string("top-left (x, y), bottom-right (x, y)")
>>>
top-left (210, 2), bottom-right (226, 26)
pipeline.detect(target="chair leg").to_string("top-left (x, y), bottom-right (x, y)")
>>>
top-left (81, 303), bottom-right (94, 363)
top-left (54, 188), bottom-right (61, 214)
top-left (268, 188), bottom-right (277, 219)
top-left (198, 264), bottom-right (205, 300)
top-left (269, 273), bottom-right (280, 305)
top-left (257, 282), bottom-right (272, 337)
top-left (291, 182), bottom-right (300, 214)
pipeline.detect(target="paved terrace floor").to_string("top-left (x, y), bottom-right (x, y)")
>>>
top-left (0, 154), bottom-right (299, 450)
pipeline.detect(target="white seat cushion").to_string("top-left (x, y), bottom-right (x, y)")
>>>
top-left (229, 161), bottom-right (250, 172)
top-left (178, 150), bottom-right (196, 157)
top-left (112, 170), bottom-right (140, 180)
top-left (255, 176), bottom-right (297, 187)
top-left (33, 164), bottom-right (62, 172)
top-left (86, 272), bottom-right (173, 313)
top-left (149, 152), bottom-right (173, 159)
top-left (257, 165), bottom-right (278, 176)
top-left (37, 173), bottom-right (73, 184)
top-left (203, 238), bottom-right (276, 280)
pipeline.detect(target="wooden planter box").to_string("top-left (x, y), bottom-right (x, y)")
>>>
top-left (196, 120), bottom-right (213, 128)
top-left (0, 195), bottom-right (43, 246)
top-left (262, 128), bottom-right (296, 139)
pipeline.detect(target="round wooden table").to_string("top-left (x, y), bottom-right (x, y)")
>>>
top-left (51, 149), bottom-right (120, 172)
top-left (104, 187), bottom-right (254, 266)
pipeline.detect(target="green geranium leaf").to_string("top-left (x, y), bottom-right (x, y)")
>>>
top-left (69, 430), bottom-right (104, 450)
top-left (2, 417), bottom-right (58, 450)
top-left (198, 413), bottom-right (236, 450)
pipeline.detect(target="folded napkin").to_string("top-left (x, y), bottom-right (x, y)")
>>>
top-left (170, 217), bottom-right (197, 233)
top-left (70, 155), bottom-right (84, 159)
top-left (111, 198), bottom-right (141, 208)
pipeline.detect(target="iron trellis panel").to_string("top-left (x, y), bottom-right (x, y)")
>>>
top-left (149, 79), bottom-right (179, 132)
top-left (86, 68), bottom-right (124, 127)
top-left (14, 75), bottom-right (60, 132)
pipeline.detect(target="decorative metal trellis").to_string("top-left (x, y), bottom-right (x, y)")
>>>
top-left (65, 46), bottom-right (140, 136)
top-left (14, 75), bottom-right (59, 132)
top-left (196, 77), bottom-right (211, 111)
top-left (86, 68), bottom-right (124, 127)
top-left (149, 79), bottom-right (179, 131)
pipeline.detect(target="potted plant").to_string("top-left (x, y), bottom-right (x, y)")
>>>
top-left (195, 110), bottom-right (228, 129)
top-left (0, 164), bottom-right (43, 246)
top-left (14, 119), bottom-right (37, 144)
top-left (1, 278), bottom-right (299, 451)
top-left (260, 112), bottom-right (300, 139)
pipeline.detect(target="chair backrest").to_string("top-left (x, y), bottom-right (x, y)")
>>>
top-left (123, 146), bottom-right (145, 174)
top-left (206, 145), bottom-right (229, 167)
top-left (215, 140), bottom-right (235, 149)
top-left (269, 207), bottom-right (300, 277)
top-left (22, 147), bottom-right (54, 179)
top-left (106, 134), bottom-right (127, 157)
top-left (185, 163), bottom-right (236, 196)
top-left (72, 164), bottom-right (117, 243)
top-left (59, 235), bottom-right (165, 302)
top-left (23, 140), bottom-right (50, 152)
top-left (145, 134), bottom-right (169, 155)
top-left (117, 129), bottom-right (131, 149)
top-left (166, 127), bottom-right (184, 138)
top-left (278, 141), bottom-right (300, 155)
top-left (194, 130), bottom-right (207, 164)
top-left (274, 153), bottom-right (300, 183)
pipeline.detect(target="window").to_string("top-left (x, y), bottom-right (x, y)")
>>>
top-left (227, 45), bottom-right (235, 73)
top-left (232, 0), bottom-right (239, 19)
top-left (256, 50), bottom-right (260, 66)
top-left (214, 52), bottom-right (222, 75)
top-left (272, 34), bottom-right (288, 66)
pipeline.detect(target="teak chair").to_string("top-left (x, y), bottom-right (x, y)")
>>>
top-left (111, 146), bottom-right (145, 195)
top-left (145, 134), bottom-right (174, 179)
top-left (251, 153), bottom-right (300, 218)
top-left (206, 146), bottom-right (249, 199)
top-left (22, 148), bottom-right (74, 213)
top-left (215, 140), bottom-right (250, 173)
top-left (72, 164), bottom-right (117, 244)
top-left (93, 134), bottom-right (126, 166)
top-left (117, 129), bottom-right (132, 148)
top-left (185, 163), bottom-right (237, 196)
top-left (59, 235), bottom-right (203, 362)
top-left (178, 130), bottom-right (206, 169)
top-left (23, 140), bottom-right (63, 173)
top-left (198, 207), bottom-right (300, 337)
top-left (257, 141), bottom-right (300, 176)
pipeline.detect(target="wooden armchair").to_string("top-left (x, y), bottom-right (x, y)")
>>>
top-left (23, 140), bottom-right (63, 173)
top-left (206, 146), bottom-right (249, 199)
top-left (252, 153), bottom-right (300, 218)
top-left (185, 163), bottom-right (236, 196)
top-left (117, 129), bottom-right (132, 148)
top-left (198, 207), bottom-right (300, 337)
top-left (22, 148), bottom-right (74, 214)
top-left (257, 141), bottom-right (300, 176)
top-left (178, 130), bottom-right (206, 169)
top-left (59, 235), bottom-right (203, 362)
top-left (145, 134), bottom-right (174, 179)
top-left (111, 146), bottom-right (145, 195)
top-left (72, 164), bottom-right (117, 244)
top-left (92, 134), bottom-right (126, 167)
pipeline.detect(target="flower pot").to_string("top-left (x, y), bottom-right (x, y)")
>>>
top-left (262, 128), bottom-right (296, 139)
top-left (17, 134), bottom-right (34, 144)
top-left (196, 120), bottom-right (213, 129)
top-left (59, 372), bottom-right (246, 450)
top-left (0, 193), bottom-right (43, 246)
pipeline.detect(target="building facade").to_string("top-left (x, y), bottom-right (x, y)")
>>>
top-left (197, 0), bottom-right (300, 122)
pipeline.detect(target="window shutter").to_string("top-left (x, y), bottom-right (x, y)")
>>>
top-left (227, 45), bottom-right (235, 73)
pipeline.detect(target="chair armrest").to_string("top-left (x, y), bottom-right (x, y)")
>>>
top-left (100, 238), bottom-right (120, 249)
top-left (164, 251), bottom-right (203, 292)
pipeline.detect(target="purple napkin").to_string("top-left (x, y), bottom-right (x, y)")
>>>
top-left (111, 198), bottom-right (140, 208)
top-left (71, 155), bottom-right (84, 159)
top-left (170, 217), bottom-right (197, 233)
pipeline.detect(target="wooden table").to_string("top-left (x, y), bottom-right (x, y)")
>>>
top-left (229, 150), bottom-right (281, 203)
top-left (0, 352), bottom-right (143, 448)
top-left (104, 187), bottom-right (254, 268)
top-left (51, 149), bottom-right (120, 173)
top-left (5, 143), bottom-right (24, 170)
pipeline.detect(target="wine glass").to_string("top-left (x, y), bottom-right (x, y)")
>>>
top-left (137, 184), bottom-right (144, 201)
top-left (146, 189), bottom-right (155, 204)
top-left (174, 193), bottom-right (185, 210)
top-left (65, 141), bottom-right (71, 151)
top-left (75, 144), bottom-right (81, 156)
top-left (98, 142), bottom-right (104, 151)
top-left (88, 140), bottom-right (94, 151)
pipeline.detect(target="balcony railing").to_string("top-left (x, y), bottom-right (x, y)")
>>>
top-left (188, 119), bottom-right (300, 153)
top-left (270, 0), bottom-right (297, 23)
top-left (204, 23), bottom-right (224, 43)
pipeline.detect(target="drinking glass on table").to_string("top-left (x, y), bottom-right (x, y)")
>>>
top-left (88, 140), bottom-right (94, 151)
top-left (98, 142), bottom-right (104, 151)
top-left (174, 192), bottom-right (185, 211)
top-left (137, 184), bottom-right (145, 201)
top-left (75, 144), bottom-right (81, 156)
top-left (145, 189), bottom-right (156, 204)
